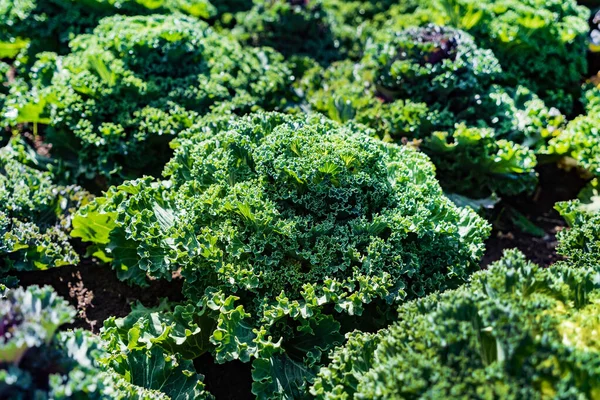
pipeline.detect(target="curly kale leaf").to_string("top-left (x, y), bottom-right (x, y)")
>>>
top-left (366, 25), bottom-right (501, 108)
top-left (0, 285), bottom-right (74, 365)
top-left (100, 345), bottom-right (212, 400)
top-left (545, 113), bottom-right (600, 177)
top-left (555, 198), bottom-right (600, 268)
top-left (101, 299), bottom-right (216, 360)
top-left (233, 0), bottom-right (341, 63)
top-left (100, 300), bottom-right (216, 399)
top-left (312, 249), bottom-right (600, 399)
top-left (425, 125), bottom-right (537, 198)
top-left (48, 329), bottom-right (176, 400)
top-left (451, 0), bottom-right (589, 111)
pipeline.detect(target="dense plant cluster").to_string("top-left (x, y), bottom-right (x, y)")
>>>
top-left (232, 0), bottom-right (419, 63)
top-left (1, 0), bottom-right (600, 398)
top-left (0, 0), bottom-right (227, 58)
top-left (233, 0), bottom-right (340, 63)
top-left (545, 84), bottom-right (600, 176)
top-left (311, 249), bottom-right (600, 399)
top-left (556, 197), bottom-right (600, 267)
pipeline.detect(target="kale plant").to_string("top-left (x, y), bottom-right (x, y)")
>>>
top-left (372, 0), bottom-right (589, 111)
top-left (312, 249), bottom-right (600, 399)
top-left (555, 198), bottom-right (600, 268)
top-left (546, 114), bottom-right (600, 177)
top-left (0, 0), bottom-right (221, 57)
top-left (544, 83), bottom-right (600, 177)
top-left (8, 14), bottom-right (292, 187)
top-left (73, 112), bottom-right (490, 398)
top-left (233, 0), bottom-right (341, 63)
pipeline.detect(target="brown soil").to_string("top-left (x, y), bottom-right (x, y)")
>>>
top-left (481, 162), bottom-right (590, 268)
top-left (480, 210), bottom-right (566, 268)
top-left (13, 258), bottom-right (184, 333)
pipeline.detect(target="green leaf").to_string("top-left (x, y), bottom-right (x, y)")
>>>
top-left (252, 354), bottom-right (315, 400)
top-left (508, 207), bottom-right (545, 237)
top-left (108, 346), bottom-right (211, 400)
top-left (102, 300), bottom-right (215, 360)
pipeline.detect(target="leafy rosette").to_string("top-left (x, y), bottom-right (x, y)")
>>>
top-left (312, 249), bottom-right (600, 399)
top-left (100, 301), bottom-right (215, 399)
top-left (300, 25), bottom-right (559, 199)
top-left (451, 0), bottom-right (589, 111)
top-left (366, 25), bottom-right (501, 108)
top-left (101, 299), bottom-right (215, 361)
top-left (372, 0), bottom-right (589, 111)
top-left (0, 285), bottom-right (211, 399)
top-left (74, 112), bottom-right (490, 398)
top-left (0, 138), bottom-right (91, 277)
top-left (8, 14), bottom-right (292, 187)
top-left (425, 125), bottom-right (537, 199)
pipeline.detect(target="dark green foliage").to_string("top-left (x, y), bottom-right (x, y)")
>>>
top-left (0, 61), bottom-right (9, 114)
top-left (0, 138), bottom-right (90, 276)
top-left (0, 0), bottom-right (220, 57)
top-left (233, 0), bottom-right (340, 63)
top-left (300, 25), bottom-right (558, 199)
top-left (9, 14), bottom-right (292, 186)
top-left (312, 250), bottom-right (600, 399)
top-left (318, 0), bottom-right (422, 60)
top-left (367, 25), bottom-right (502, 108)
top-left (212, 0), bottom-right (253, 16)
top-left (451, 0), bottom-right (589, 111)
top-left (322, 0), bottom-right (415, 26)
top-left (1, 2), bottom-right (596, 399)
top-left (543, 82), bottom-right (600, 178)
top-left (101, 300), bottom-right (215, 361)
top-left (373, 0), bottom-right (589, 110)
top-left (73, 112), bottom-right (490, 398)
